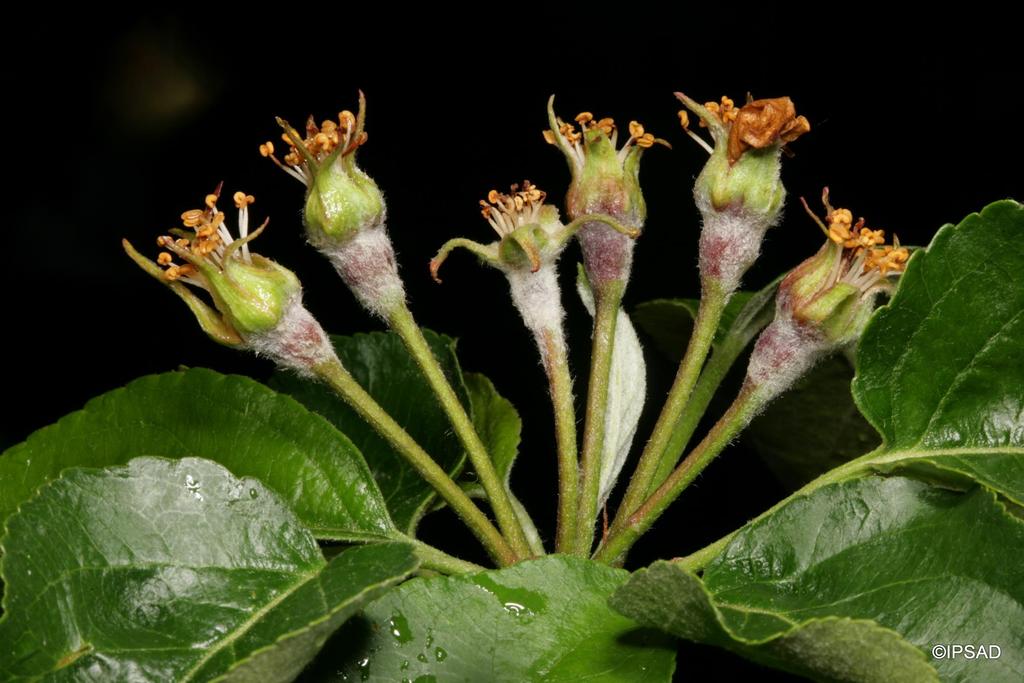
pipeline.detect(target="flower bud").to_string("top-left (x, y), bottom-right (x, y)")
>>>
top-left (430, 181), bottom-right (637, 362)
top-left (677, 93), bottom-right (810, 293)
top-left (745, 189), bottom-right (909, 404)
top-left (124, 187), bottom-right (335, 376)
top-left (544, 99), bottom-right (666, 291)
top-left (261, 93), bottom-right (405, 318)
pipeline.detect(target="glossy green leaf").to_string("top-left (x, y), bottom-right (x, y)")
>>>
top-left (745, 355), bottom-right (880, 488)
top-left (271, 331), bottom-right (469, 534)
top-left (303, 556), bottom-right (676, 681)
top-left (0, 369), bottom-right (394, 542)
top-left (849, 200), bottom-right (1024, 498)
top-left (0, 457), bottom-right (418, 682)
top-left (613, 476), bottom-right (1023, 682)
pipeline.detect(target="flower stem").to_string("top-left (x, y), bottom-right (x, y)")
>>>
top-left (541, 328), bottom-right (579, 555)
top-left (594, 384), bottom-right (763, 565)
top-left (388, 303), bottom-right (534, 560)
top-left (573, 281), bottom-right (625, 556)
top-left (398, 534), bottom-right (486, 574)
top-left (315, 358), bottom-right (517, 567)
top-left (610, 283), bottom-right (729, 535)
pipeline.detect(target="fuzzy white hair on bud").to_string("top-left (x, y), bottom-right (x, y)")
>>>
top-left (245, 295), bottom-right (337, 377)
top-left (505, 265), bottom-right (567, 367)
top-left (697, 202), bottom-right (780, 295)
top-left (323, 224), bottom-right (407, 319)
top-left (744, 315), bottom-right (830, 408)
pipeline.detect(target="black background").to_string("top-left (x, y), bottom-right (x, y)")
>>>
top-left (3, 8), bottom-right (1020, 680)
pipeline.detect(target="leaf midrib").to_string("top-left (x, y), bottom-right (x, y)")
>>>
top-left (178, 565), bottom-right (321, 682)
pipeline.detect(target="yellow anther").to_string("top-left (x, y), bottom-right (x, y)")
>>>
top-left (339, 110), bottom-right (356, 128)
top-left (233, 192), bottom-right (255, 209)
top-left (575, 112), bottom-right (594, 124)
top-left (828, 208), bottom-right (853, 229)
top-left (175, 238), bottom-right (190, 248)
top-left (487, 189), bottom-right (501, 204)
top-left (636, 133), bottom-right (655, 148)
top-left (181, 209), bottom-right (204, 227)
top-left (157, 252), bottom-right (173, 266)
top-left (720, 96), bottom-right (735, 112)
top-left (204, 193), bottom-right (219, 209)
top-left (628, 121), bottom-right (645, 139)
top-left (542, 129), bottom-right (557, 145)
top-left (259, 141), bottom-right (275, 157)
top-left (156, 235), bottom-right (170, 247)
top-left (678, 110), bottom-right (690, 130)
top-left (595, 117), bottom-right (615, 135)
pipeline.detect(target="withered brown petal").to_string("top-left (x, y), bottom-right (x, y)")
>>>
top-left (727, 97), bottom-right (802, 164)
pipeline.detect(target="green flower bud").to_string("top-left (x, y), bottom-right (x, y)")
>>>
top-left (677, 93), bottom-right (810, 293)
top-left (262, 94), bottom-right (405, 318)
top-left (744, 190), bottom-right (910, 403)
top-left (262, 93), bottom-right (384, 248)
top-left (544, 98), bottom-right (665, 290)
top-left (124, 187), bottom-right (334, 376)
top-left (430, 181), bottom-right (638, 359)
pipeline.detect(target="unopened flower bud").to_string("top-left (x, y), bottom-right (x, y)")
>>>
top-left (544, 98), bottom-right (666, 291)
top-left (745, 189), bottom-right (909, 404)
top-left (262, 93), bottom-right (405, 318)
top-left (677, 93), bottom-right (810, 293)
top-left (124, 186), bottom-right (335, 376)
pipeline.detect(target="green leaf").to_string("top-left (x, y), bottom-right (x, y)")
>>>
top-left (849, 200), bottom-right (1024, 500)
top-left (0, 457), bottom-right (418, 682)
top-left (302, 555), bottom-right (676, 681)
top-left (271, 331), bottom-right (470, 534)
top-left (0, 369), bottom-right (394, 542)
top-left (613, 476), bottom-right (1024, 682)
top-left (465, 372), bottom-right (522, 487)
top-left (745, 355), bottom-right (880, 488)
top-left (463, 372), bottom-right (544, 555)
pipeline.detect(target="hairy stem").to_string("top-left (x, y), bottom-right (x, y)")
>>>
top-left (574, 281), bottom-right (625, 556)
top-left (388, 303), bottom-right (533, 559)
top-left (315, 358), bottom-right (517, 566)
top-left (399, 534), bottom-right (486, 574)
top-left (612, 283), bottom-right (728, 532)
top-left (595, 384), bottom-right (762, 564)
top-left (542, 328), bottom-right (579, 554)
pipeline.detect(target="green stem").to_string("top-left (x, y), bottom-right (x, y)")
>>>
top-left (388, 303), bottom-right (533, 560)
top-left (594, 384), bottom-right (763, 564)
top-left (315, 358), bottom-right (517, 567)
top-left (574, 281), bottom-right (625, 556)
top-left (542, 328), bottom-right (579, 555)
top-left (611, 283), bottom-right (728, 533)
top-left (398, 534), bottom-right (486, 574)
top-left (649, 343), bottom-right (740, 492)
